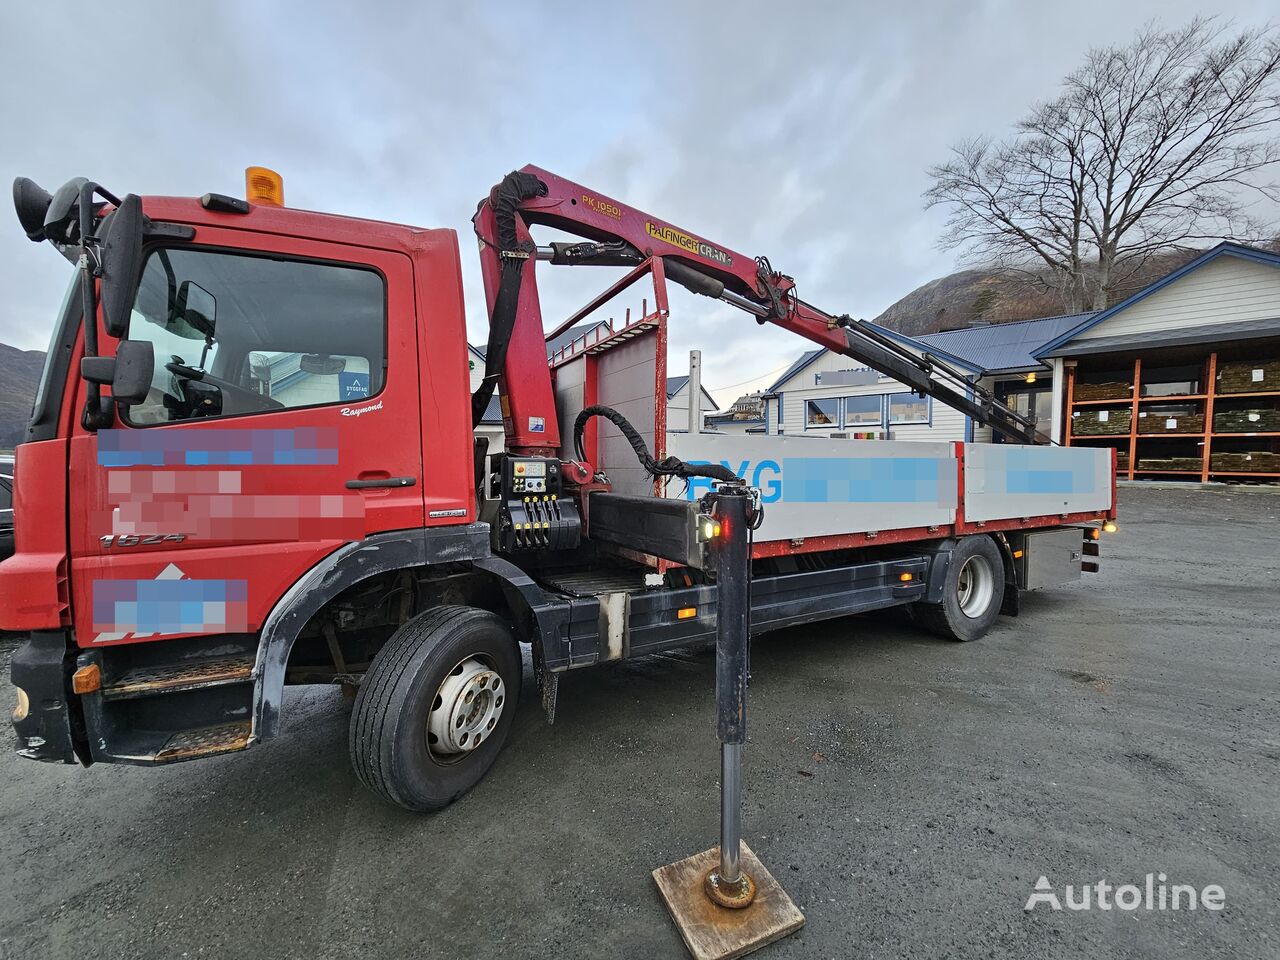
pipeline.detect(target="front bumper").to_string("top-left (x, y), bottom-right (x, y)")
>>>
top-left (10, 630), bottom-right (81, 764)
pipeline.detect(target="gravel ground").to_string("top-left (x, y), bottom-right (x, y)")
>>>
top-left (1, 485), bottom-right (1277, 960)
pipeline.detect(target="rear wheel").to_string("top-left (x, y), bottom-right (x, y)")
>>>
top-left (349, 605), bottom-right (520, 812)
top-left (914, 536), bottom-right (1005, 642)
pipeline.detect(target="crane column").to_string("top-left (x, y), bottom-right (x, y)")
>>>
top-left (706, 484), bottom-right (755, 906)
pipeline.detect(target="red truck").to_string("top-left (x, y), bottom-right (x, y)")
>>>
top-left (4, 167), bottom-right (1114, 811)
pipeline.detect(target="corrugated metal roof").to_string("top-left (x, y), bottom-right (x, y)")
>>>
top-left (863, 320), bottom-right (982, 373)
top-left (916, 312), bottom-right (1096, 374)
top-left (478, 394), bottom-right (502, 425)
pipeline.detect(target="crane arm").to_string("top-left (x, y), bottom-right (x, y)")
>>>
top-left (473, 166), bottom-right (1040, 453)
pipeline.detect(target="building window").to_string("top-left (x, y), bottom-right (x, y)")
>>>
top-left (888, 392), bottom-right (930, 425)
top-left (805, 398), bottom-right (839, 427)
top-left (844, 395), bottom-right (882, 427)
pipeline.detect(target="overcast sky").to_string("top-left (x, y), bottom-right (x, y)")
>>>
top-left (1, 1), bottom-right (1275, 405)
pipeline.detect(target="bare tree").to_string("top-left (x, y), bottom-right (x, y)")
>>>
top-left (925, 19), bottom-right (1280, 312)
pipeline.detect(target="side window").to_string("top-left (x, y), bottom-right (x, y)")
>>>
top-left (0, 479), bottom-right (11, 512)
top-left (843, 395), bottom-right (882, 427)
top-left (805, 398), bottom-right (838, 427)
top-left (125, 248), bottom-right (386, 425)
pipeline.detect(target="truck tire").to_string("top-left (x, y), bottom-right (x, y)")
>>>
top-left (349, 605), bottom-right (520, 812)
top-left (915, 535), bottom-right (1005, 642)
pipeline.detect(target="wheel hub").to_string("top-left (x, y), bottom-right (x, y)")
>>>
top-left (427, 657), bottom-right (505, 756)
top-left (956, 555), bottom-right (995, 618)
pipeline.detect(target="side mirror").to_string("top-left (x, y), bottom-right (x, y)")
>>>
top-left (12, 177), bottom-right (53, 241)
top-left (175, 280), bottom-right (217, 340)
top-left (80, 339), bottom-right (154, 406)
top-left (100, 195), bottom-right (145, 339)
top-left (42, 177), bottom-right (90, 245)
top-left (300, 353), bottom-right (346, 375)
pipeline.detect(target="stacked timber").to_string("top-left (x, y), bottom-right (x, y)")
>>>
top-left (1217, 359), bottom-right (1280, 394)
top-left (1136, 411), bottom-right (1204, 434)
top-left (1073, 408), bottom-right (1132, 435)
top-left (1209, 450), bottom-right (1280, 473)
top-left (1075, 381), bottom-right (1132, 402)
top-left (1213, 408), bottom-right (1280, 433)
top-left (1137, 456), bottom-right (1202, 472)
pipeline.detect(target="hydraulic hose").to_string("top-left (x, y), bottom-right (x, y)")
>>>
top-left (572, 405), bottom-right (742, 484)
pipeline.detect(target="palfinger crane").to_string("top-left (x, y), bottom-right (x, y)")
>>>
top-left (470, 166), bottom-right (1039, 456)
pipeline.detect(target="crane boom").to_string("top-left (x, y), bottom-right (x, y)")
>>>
top-left (473, 166), bottom-right (1040, 453)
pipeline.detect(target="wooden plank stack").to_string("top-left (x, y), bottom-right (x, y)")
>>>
top-left (1137, 456), bottom-right (1202, 472)
top-left (1136, 412), bottom-right (1204, 434)
top-left (1075, 381), bottom-right (1132, 402)
top-left (1209, 450), bottom-right (1280, 472)
top-left (1073, 408), bottom-right (1132, 435)
top-left (1213, 408), bottom-right (1280, 433)
top-left (1217, 359), bottom-right (1280, 394)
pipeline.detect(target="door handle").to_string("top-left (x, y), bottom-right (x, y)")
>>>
top-left (345, 476), bottom-right (417, 489)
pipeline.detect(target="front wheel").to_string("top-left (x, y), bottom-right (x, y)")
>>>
top-left (914, 536), bottom-right (1005, 642)
top-left (349, 605), bottom-right (520, 812)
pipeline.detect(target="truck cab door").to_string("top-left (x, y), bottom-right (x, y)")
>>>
top-left (68, 228), bottom-right (424, 647)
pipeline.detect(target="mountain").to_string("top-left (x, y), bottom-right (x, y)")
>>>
top-left (0, 342), bottom-right (44, 450)
top-left (872, 250), bottom-right (1205, 336)
top-left (870, 268), bottom-right (1060, 336)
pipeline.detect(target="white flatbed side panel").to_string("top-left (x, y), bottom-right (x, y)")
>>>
top-left (664, 433), bottom-right (957, 541)
top-left (596, 334), bottom-right (660, 497)
top-left (962, 443), bottom-right (1111, 523)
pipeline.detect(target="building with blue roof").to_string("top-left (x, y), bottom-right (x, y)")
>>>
top-left (759, 240), bottom-right (1280, 477)
top-left (757, 315), bottom-right (1078, 444)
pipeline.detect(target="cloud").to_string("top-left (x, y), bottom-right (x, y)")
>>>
top-left (1, 0), bottom-right (1270, 410)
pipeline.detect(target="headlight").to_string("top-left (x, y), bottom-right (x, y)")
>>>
top-left (12, 686), bottom-right (29, 722)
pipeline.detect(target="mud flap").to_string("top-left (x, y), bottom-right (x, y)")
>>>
top-left (993, 533), bottom-right (1021, 617)
top-left (10, 630), bottom-right (82, 764)
top-left (533, 639), bottom-right (559, 725)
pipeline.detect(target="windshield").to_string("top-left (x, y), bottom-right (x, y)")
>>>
top-left (26, 272), bottom-right (81, 443)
